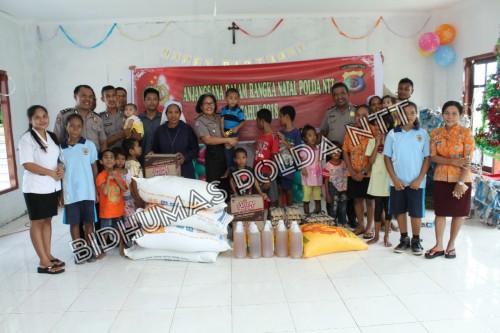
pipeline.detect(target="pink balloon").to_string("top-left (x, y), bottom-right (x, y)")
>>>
top-left (419, 32), bottom-right (440, 53)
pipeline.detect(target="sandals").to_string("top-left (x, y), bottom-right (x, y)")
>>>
top-left (363, 231), bottom-right (374, 239)
top-left (425, 248), bottom-right (445, 259)
top-left (51, 258), bottom-right (65, 268)
top-left (445, 249), bottom-right (456, 259)
top-left (37, 265), bottom-right (65, 275)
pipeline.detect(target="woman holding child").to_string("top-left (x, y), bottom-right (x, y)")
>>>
top-left (151, 101), bottom-right (199, 179)
top-left (425, 101), bottom-right (475, 259)
top-left (193, 93), bottom-right (238, 183)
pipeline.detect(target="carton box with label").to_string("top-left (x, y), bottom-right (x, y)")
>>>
top-left (144, 154), bottom-right (180, 178)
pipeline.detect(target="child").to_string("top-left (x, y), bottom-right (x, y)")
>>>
top-left (342, 105), bottom-right (375, 237)
top-left (96, 149), bottom-right (128, 258)
top-left (229, 147), bottom-right (267, 201)
top-left (366, 115), bottom-right (394, 247)
top-left (397, 77), bottom-right (414, 102)
top-left (300, 125), bottom-right (322, 215)
top-left (382, 95), bottom-right (399, 126)
top-left (60, 113), bottom-right (99, 264)
top-left (112, 147), bottom-right (132, 255)
top-left (221, 88), bottom-right (245, 175)
top-left (322, 143), bottom-right (348, 226)
top-left (254, 108), bottom-right (279, 208)
top-left (122, 138), bottom-right (145, 212)
top-left (123, 103), bottom-right (144, 139)
top-left (277, 105), bottom-right (302, 206)
top-left (384, 101), bottom-right (430, 255)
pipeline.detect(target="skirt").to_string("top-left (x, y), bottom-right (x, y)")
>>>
top-left (24, 191), bottom-right (60, 220)
top-left (205, 144), bottom-right (227, 183)
top-left (433, 181), bottom-right (471, 217)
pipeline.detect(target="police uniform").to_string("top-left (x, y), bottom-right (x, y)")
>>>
top-left (193, 113), bottom-right (226, 183)
top-left (54, 108), bottom-right (107, 152)
top-left (100, 109), bottom-right (126, 149)
top-left (319, 104), bottom-right (356, 146)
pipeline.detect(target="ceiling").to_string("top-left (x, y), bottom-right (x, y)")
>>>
top-left (0, 0), bottom-right (466, 22)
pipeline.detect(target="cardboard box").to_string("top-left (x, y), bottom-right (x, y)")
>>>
top-left (229, 194), bottom-right (264, 222)
top-left (144, 154), bottom-right (180, 178)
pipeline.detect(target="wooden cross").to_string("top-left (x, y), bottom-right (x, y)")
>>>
top-left (227, 22), bottom-right (239, 44)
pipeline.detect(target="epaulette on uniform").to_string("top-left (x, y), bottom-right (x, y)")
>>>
top-left (59, 108), bottom-right (77, 115)
top-left (91, 111), bottom-right (102, 118)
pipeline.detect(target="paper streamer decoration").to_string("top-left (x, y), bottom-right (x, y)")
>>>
top-left (381, 16), bottom-right (432, 38)
top-left (116, 22), bottom-right (171, 41)
top-left (233, 19), bottom-right (284, 38)
top-left (331, 17), bottom-right (382, 39)
top-left (59, 23), bottom-right (117, 49)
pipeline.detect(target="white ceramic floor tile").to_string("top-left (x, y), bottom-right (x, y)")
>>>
top-left (0, 290), bottom-right (34, 314)
top-left (232, 263), bottom-right (281, 282)
top-left (363, 255), bottom-right (421, 275)
top-left (297, 329), bottom-right (362, 333)
top-left (135, 267), bottom-right (186, 287)
top-left (68, 288), bottom-right (131, 311)
top-left (425, 268), bottom-right (494, 291)
top-left (122, 286), bottom-right (181, 310)
top-left (322, 258), bottom-right (375, 278)
top-left (233, 303), bottom-right (295, 333)
top-left (100, 256), bottom-right (147, 271)
top-left (232, 281), bottom-right (285, 305)
top-left (332, 275), bottom-right (393, 299)
top-left (39, 271), bottom-right (97, 290)
top-left (231, 256), bottom-right (277, 266)
top-left (482, 316), bottom-right (500, 332)
top-left (0, 272), bottom-right (51, 291)
top-left (144, 259), bottom-right (189, 269)
top-left (177, 283), bottom-right (230, 308)
top-left (449, 289), bottom-right (500, 318)
top-left (170, 306), bottom-right (231, 333)
top-left (182, 265), bottom-right (231, 285)
top-left (86, 269), bottom-right (141, 289)
top-left (316, 251), bottom-right (361, 262)
top-left (50, 310), bottom-right (118, 333)
top-left (109, 309), bottom-right (175, 333)
top-left (360, 322), bottom-right (427, 333)
top-left (289, 300), bottom-right (356, 331)
top-left (398, 292), bottom-right (474, 321)
top-left (13, 288), bottom-right (82, 313)
top-left (378, 271), bottom-right (443, 295)
top-left (421, 318), bottom-right (495, 333)
top-left (276, 260), bottom-right (328, 280)
top-left (281, 278), bottom-right (341, 303)
top-left (344, 296), bottom-right (416, 327)
top-left (0, 312), bottom-right (62, 333)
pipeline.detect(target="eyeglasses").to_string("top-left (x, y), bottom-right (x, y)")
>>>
top-left (202, 102), bottom-right (215, 106)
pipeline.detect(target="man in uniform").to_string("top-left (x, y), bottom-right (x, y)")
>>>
top-left (320, 82), bottom-right (357, 228)
top-left (54, 85), bottom-right (107, 152)
top-left (99, 85), bottom-right (140, 149)
top-left (116, 87), bottom-right (127, 112)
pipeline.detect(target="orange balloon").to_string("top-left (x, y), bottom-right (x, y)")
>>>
top-left (435, 24), bottom-right (456, 45)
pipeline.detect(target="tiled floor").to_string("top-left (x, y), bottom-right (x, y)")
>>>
top-left (0, 210), bottom-right (499, 333)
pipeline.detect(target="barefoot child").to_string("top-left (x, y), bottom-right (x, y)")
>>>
top-left (301, 125), bottom-right (322, 215)
top-left (96, 149), bottom-right (128, 258)
top-left (322, 143), bottom-right (348, 226)
top-left (60, 114), bottom-right (99, 264)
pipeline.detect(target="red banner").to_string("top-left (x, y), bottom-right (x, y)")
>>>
top-left (133, 55), bottom-right (381, 141)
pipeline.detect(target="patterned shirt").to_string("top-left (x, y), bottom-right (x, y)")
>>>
top-left (322, 160), bottom-right (348, 192)
top-left (430, 124), bottom-right (475, 183)
top-left (342, 125), bottom-right (377, 176)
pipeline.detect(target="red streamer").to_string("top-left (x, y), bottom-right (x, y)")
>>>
top-left (234, 19), bottom-right (284, 38)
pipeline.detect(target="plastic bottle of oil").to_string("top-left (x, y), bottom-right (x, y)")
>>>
top-left (261, 220), bottom-right (274, 258)
top-left (275, 219), bottom-right (288, 257)
top-left (233, 221), bottom-right (246, 259)
top-left (248, 222), bottom-right (262, 259)
top-left (289, 220), bottom-right (303, 259)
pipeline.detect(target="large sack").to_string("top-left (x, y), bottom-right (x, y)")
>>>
top-left (301, 223), bottom-right (368, 258)
top-left (134, 176), bottom-right (226, 209)
top-left (128, 204), bottom-right (232, 235)
top-left (125, 245), bottom-right (219, 263)
top-left (135, 225), bottom-right (230, 252)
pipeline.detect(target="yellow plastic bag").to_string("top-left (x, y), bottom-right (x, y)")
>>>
top-left (301, 223), bottom-right (368, 258)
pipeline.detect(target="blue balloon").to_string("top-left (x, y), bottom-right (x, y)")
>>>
top-left (433, 46), bottom-right (456, 67)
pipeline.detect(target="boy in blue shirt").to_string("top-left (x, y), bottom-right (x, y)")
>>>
top-left (384, 102), bottom-right (430, 255)
top-left (221, 88), bottom-right (245, 176)
top-left (60, 114), bottom-right (99, 264)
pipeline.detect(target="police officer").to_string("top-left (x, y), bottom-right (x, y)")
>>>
top-left (100, 85), bottom-right (126, 149)
top-left (54, 85), bottom-right (107, 152)
top-left (116, 86), bottom-right (127, 112)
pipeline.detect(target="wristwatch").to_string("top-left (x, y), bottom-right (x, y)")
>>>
top-left (457, 181), bottom-right (465, 185)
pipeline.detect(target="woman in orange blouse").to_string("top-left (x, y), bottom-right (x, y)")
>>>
top-left (426, 101), bottom-right (475, 259)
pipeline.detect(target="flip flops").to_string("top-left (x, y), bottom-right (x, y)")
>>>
top-left (425, 248), bottom-right (445, 259)
top-left (363, 231), bottom-right (374, 239)
top-left (51, 258), bottom-right (65, 268)
top-left (445, 249), bottom-right (456, 259)
top-left (37, 265), bottom-right (65, 275)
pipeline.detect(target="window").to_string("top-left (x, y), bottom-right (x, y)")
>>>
top-left (464, 53), bottom-right (497, 174)
top-left (0, 70), bottom-right (18, 193)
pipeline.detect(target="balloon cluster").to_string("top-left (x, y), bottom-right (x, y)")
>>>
top-left (418, 24), bottom-right (456, 67)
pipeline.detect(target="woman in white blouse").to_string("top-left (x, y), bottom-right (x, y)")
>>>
top-left (18, 105), bottom-right (65, 274)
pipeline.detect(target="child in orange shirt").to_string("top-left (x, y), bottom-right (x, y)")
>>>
top-left (96, 149), bottom-right (128, 257)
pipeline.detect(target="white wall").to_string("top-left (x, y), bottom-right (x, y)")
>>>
top-left (0, 15), bottom-right (44, 226)
top-left (1, 1), bottom-right (498, 224)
